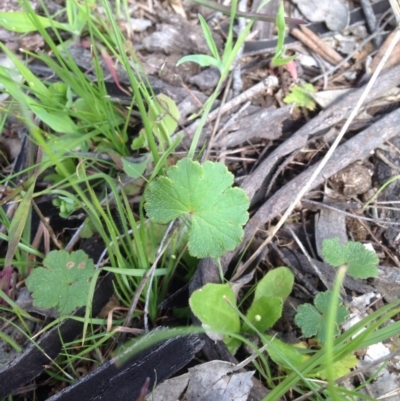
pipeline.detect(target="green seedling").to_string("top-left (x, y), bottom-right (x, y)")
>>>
top-left (26, 250), bottom-right (95, 315)
top-left (189, 267), bottom-right (294, 353)
top-left (189, 283), bottom-right (241, 352)
top-left (283, 83), bottom-right (317, 110)
top-left (271, 3), bottom-right (297, 67)
top-left (294, 238), bottom-right (379, 343)
top-left (177, 2), bottom-right (295, 72)
top-left (242, 266), bottom-right (294, 333)
top-left (145, 158), bottom-right (249, 260)
top-left (177, 14), bottom-right (224, 71)
top-left (295, 291), bottom-right (349, 345)
top-left (53, 196), bottom-right (79, 218)
top-left (132, 93), bottom-right (179, 151)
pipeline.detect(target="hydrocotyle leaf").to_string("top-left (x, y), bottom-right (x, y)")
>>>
top-left (294, 291), bottom-right (348, 344)
top-left (26, 250), bottom-right (95, 314)
top-left (144, 157), bottom-right (250, 259)
top-left (322, 237), bottom-right (379, 279)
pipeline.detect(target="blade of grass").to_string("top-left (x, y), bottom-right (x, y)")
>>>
top-left (325, 267), bottom-right (347, 401)
top-left (82, 268), bottom-right (102, 345)
top-left (0, 330), bottom-right (23, 352)
top-left (4, 148), bottom-right (41, 272)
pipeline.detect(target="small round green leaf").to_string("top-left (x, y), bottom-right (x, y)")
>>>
top-left (243, 295), bottom-right (283, 333)
top-left (189, 283), bottom-right (240, 351)
top-left (254, 266), bottom-right (294, 301)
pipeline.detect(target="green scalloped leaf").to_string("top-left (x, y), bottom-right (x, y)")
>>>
top-left (294, 291), bottom-right (348, 344)
top-left (26, 250), bottom-right (95, 315)
top-left (145, 157), bottom-right (249, 259)
top-left (322, 237), bottom-right (379, 279)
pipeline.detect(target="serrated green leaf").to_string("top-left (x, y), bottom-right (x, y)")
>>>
top-left (243, 296), bottom-right (282, 333)
top-left (344, 242), bottom-right (379, 278)
top-left (321, 237), bottom-right (347, 266)
top-left (26, 250), bottom-right (95, 314)
top-left (295, 303), bottom-right (321, 338)
top-left (284, 83), bottom-right (316, 110)
top-left (254, 266), bottom-right (294, 301)
top-left (145, 158), bottom-right (249, 259)
top-left (189, 283), bottom-right (240, 352)
top-left (295, 291), bottom-right (348, 344)
top-left (322, 237), bottom-right (379, 279)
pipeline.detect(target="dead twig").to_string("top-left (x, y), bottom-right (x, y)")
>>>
top-left (242, 106), bottom-right (400, 267)
top-left (360, 0), bottom-right (383, 48)
top-left (242, 63), bottom-right (400, 202)
top-left (291, 25), bottom-right (349, 67)
top-left (178, 75), bottom-right (279, 140)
